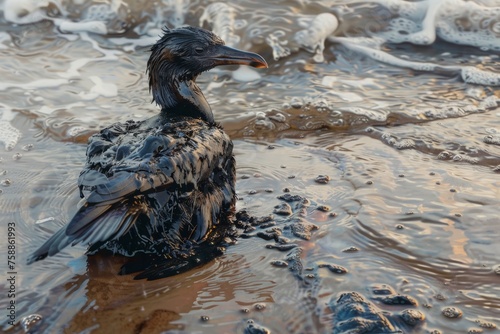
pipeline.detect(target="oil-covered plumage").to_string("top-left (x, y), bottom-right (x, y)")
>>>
top-left (27, 26), bottom-right (267, 280)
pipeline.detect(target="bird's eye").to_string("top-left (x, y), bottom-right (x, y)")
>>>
top-left (195, 47), bottom-right (204, 54)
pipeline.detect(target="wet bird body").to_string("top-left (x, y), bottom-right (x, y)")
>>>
top-left (27, 26), bottom-right (267, 279)
top-left (79, 117), bottom-right (235, 258)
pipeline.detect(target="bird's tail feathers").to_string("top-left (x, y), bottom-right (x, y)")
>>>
top-left (27, 199), bottom-right (146, 265)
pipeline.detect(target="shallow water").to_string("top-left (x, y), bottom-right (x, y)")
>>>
top-left (0, 0), bottom-right (499, 333)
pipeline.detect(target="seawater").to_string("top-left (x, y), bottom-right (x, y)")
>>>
top-left (0, 0), bottom-right (499, 333)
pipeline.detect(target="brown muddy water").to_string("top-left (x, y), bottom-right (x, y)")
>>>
top-left (0, 0), bottom-right (499, 333)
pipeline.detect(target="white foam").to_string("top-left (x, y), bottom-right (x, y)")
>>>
top-left (266, 30), bottom-right (290, 61)
top-left (162, 0), bottom-right (187, 27)
top-left (57, 1), bottom-right (127, 35)
top-left (0, 104), bottom-right (16, 122)
top-left (341, 107), bottom-right (387, 122)
top-left (58, 20), bottom-right (108, 35)
top-left (329, 36), bottom-right (500, 86)
top-left (329, 36), bottom-right (439, 71)
top-left (83, 3), bottom-right (118, 21)
top-left (231, 66), bottom-right (262, 82)
top-left (0, 109), bottom-right (20, 154)
top-left (404, 0), bottom-right (442, 45)
top-left (461, 67), bottom-right (500, 86)
top-left (3, 0), bottom-right (47, 24)
top-left (329, 0), bottom-right (500, 85)
top-left (380, 18), bottom-right (421, 43)
top-left (478, 96), bottom-right (499, 110)
top-left (200, 3), bottom-right (262, 81)
top-left (0, 121), bottom-right (21, 151)
top-left (436, 0), bottom-right (500, 51)
top-left (200, 2), bottom-right (239, 47)
top-left (321, 76), bottom-right (336, 88)
top-left (79, 76), bottom-right (118, 100)
top-left (0, 104), bottom-right (21, 151)
top-left (294, 13), bottom-right (339, 62)
top-left (361, 0), bottom-right (500, 51)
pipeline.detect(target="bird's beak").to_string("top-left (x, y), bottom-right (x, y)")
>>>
top-left (211, 45), bottom-right (268, 69)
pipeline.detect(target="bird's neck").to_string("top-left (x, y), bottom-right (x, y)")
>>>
top-left (152, 78), bottom-right (215, 124)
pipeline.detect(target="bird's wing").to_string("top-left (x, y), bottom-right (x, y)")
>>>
top-left (77, 120), bottom-right (232, 205)
top-left (26, 202), bottom-right (135, 264)
top-left (79, 170), bottom-right (173, 205)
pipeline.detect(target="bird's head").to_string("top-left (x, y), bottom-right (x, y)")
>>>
top-left (148, 26), bottom-right (267, 83)
top-left (147, 26), bottom-right (268, 122)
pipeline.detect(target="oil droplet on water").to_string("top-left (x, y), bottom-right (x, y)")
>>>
top-left (442, 306), bottom-right (463, 318)
top-left (400, 309), bottom-right (425, 326)
top-left (270, 260), bottom-right (288, 267)
top-left (254, 303), bottom-right (266, 311)
top-left (316, 205), bottom-right (330, 212)
top-left (314, 174), bottom-right (330, 184)
top-left (21, 314), bottom-right (43, 332)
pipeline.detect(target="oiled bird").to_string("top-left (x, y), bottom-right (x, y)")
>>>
top-left (27, 26), bottom-right (268, 280)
